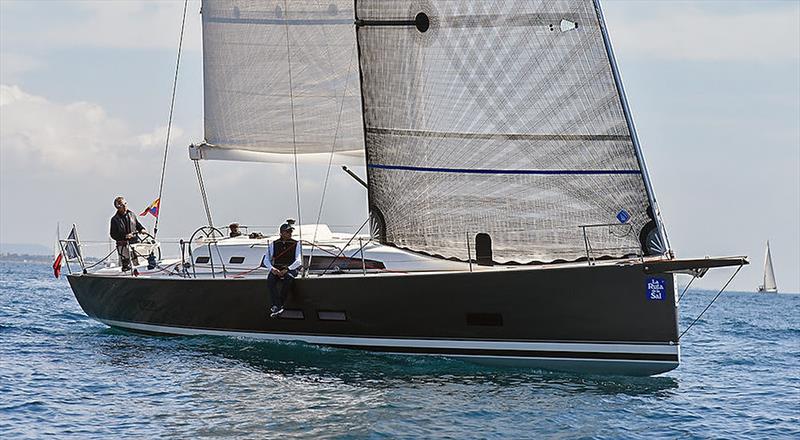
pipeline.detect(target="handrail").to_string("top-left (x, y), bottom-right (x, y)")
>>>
top-left (579, 223), bottom-right (640, 265)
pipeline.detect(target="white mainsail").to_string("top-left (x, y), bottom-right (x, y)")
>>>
top-left (760, 240), bottom-right (778, 293)
top-left (196, 0), bottom-right (364, 163)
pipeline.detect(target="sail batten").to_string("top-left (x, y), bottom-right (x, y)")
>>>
top-left (356, 0), bottom-right (665, 263)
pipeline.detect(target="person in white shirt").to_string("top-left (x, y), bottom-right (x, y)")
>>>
top-left (263, 220), bottom-right (302, 318)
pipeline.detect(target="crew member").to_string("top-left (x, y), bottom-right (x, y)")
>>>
top-left (229, 222), bottom-right (242, 238)
top-left (110, 196), bottom-right (146, 272)
top-left (263, 220), bottom-right (301, 318)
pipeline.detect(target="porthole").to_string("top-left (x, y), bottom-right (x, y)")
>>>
top-left (415, 12), bottom-right (429, 33)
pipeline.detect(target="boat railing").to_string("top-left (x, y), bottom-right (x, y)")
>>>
top-left (579, 223), bottom-right (642, 265)
top-left (59, 234), bottom-right (172, 275)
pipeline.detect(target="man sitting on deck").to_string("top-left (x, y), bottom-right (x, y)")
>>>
top-left (263, 220), bottom-right (302, 318)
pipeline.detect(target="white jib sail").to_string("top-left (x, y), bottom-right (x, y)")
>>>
top-left (356, 0), bottom-right (660, 263)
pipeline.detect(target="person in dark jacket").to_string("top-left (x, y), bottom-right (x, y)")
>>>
top-left (110, 196), bottom-right (146, 271)
top-left (229, 222), bottom-right (243, 238)
top-left (262, 220), bottom-right (302, 318)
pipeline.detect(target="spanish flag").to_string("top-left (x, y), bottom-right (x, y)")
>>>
top-left (139, 198), bottom-right (160, 218)
top-left (52, 252), bottom-right (63, 278)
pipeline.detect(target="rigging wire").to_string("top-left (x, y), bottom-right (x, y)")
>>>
top-left (154, 0), bottom-right (189, 237)
top-left (678, 264), bottom-right (744, 340)
top-left (306, 37), bottom-right (358, 274)
top-left (677, 274), bottom-right (698, 303)
top-left (318, 217), bottom-right (371, 276)
top-left (283, 0), bottom-right (304, 275)
top-left (194, 160), bottom-right (214, 227)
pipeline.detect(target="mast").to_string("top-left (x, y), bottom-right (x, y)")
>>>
top-left (353, 0), bottom-right (377, 240)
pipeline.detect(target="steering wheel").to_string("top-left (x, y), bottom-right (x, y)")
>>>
top-left (134, 230), bottom-right (156, 244)
top-left (188, 226), bottom-right (226, 243)
top-left (132, 230), bottom-right (161, 262)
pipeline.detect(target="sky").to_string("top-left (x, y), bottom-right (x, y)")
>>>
top-left (0, 0), bottom-right (798, 292)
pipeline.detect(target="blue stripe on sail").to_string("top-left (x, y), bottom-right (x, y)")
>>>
top-left (367, 164), bottom-right (642, 175)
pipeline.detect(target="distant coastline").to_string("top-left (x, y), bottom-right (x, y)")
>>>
top-left (0, 253), bottom-right (53, 264)
top-left (0, 253), bottom-right (52, 264)
top-left (0, 254), bottom-right (103, 267)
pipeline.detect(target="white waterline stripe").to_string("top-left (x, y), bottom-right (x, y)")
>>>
top-left (101, 319), bottom-right (679, 356)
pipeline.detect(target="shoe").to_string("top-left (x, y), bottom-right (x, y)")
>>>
top-left (270, 306), bottom-right (284, 318)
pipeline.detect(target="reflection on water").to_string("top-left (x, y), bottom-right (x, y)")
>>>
top-left (96, 328), bottom-right (679, 396)
top-left (2, 263), bottom-right (798, 439)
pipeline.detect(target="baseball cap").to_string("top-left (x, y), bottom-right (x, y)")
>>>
top-left (279, 219), bottom-right (295, 232)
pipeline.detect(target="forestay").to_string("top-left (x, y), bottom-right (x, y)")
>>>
top-left (356, 0), bottom-right (666, 263)
top-left (198, 0), bottom-right (364, 162)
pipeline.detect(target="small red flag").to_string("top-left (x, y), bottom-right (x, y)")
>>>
top-left (53, 252), bottom-right (63, 278)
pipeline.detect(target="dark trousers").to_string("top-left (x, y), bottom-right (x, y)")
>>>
top-left (116, 242), bottom-right (139, 270)
top-left (267, 269), bottom-right (297, 309)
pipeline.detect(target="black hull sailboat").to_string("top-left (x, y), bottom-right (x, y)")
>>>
top-left (70, 263), bottom-right (682, 375)
top-left (67, 255), bottom-right (744, 376)
top-left (62, 0), bottom-right (748, 376)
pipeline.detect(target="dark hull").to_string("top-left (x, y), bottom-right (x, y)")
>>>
top-left (68, 264), bottom-right (680, 375)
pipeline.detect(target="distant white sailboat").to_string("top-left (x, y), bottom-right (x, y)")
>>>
top-left (757, 241), bottom-right (778, 293)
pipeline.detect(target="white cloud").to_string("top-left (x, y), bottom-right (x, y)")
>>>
top-left (606, 3), bottom-right (800, 62)
top-left (0, 84), bottom-right (183, 176)
top-left (0, 52), bottom-right (43, 83)
top-left (137, 125), bottom-right (185, 150)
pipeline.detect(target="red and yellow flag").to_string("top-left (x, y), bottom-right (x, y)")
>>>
top-left (139, 198), bottom-right (160, 218)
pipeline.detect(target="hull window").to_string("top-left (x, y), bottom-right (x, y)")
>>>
top-left (466, 313), bottom-right (503, 326)
top-left (279, 309), bottom-right (304, 320)
top-left (195, 256), bottom-right (210, 264)
top-left (229, 256), bottom-right (245, 264)
top-left (317, 311), bottom-right (347, 321)
top-left (304, 256), bottom-right (385, 271)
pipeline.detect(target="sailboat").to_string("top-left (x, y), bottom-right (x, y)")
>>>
top-left (64, 0), bottom-right (747, 376)
top-left (757, 241), bottom-right (778, 293)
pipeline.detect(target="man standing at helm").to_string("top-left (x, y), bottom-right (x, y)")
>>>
top-left (263, 220), bottom-right (302, 318)
top-left (110, 196), bottom-right (146, 272)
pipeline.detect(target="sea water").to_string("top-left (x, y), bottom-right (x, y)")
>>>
top-left (1, 262), bottom-right (798, 439)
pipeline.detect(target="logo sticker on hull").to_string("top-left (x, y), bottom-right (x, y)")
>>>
top-left (647, 278), bottom-right (667, 301)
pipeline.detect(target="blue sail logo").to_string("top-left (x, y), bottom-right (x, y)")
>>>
top-left (647, 278), bottom-right (666, 300)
